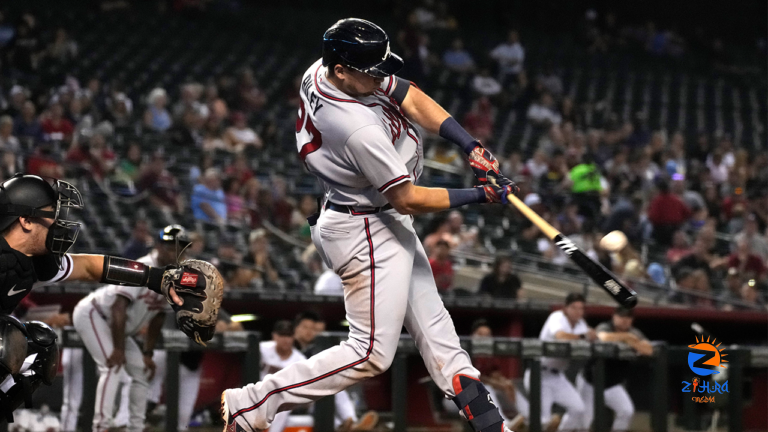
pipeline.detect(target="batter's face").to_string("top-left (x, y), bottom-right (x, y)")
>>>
top-left (329, 65), bottom-right (384, 97)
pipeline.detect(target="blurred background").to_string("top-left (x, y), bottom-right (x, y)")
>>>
top-left (0, 0), bottom-right (766, 431)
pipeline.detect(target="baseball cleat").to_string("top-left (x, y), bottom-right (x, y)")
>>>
top-left (221, 391), bottom-right (248, 432)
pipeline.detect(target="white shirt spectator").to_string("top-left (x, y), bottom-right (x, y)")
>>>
top-left (314, 269), bottom-right (343, 296)
top-left (539, 309), bottom-right (589, 371)
top-left (706, 155), bottom-right (729, 184)
top-left (527, 103), bottom-right (562, 126)
top-left (490, 41), bottom-right (525, 76)
top-left (472, 74), bottom-right (502, 96)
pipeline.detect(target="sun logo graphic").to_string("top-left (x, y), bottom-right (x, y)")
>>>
top-left (687, 335), bottom-right (728, 376)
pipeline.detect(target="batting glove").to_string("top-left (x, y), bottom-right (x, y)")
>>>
top-left (481, 184), bottom-right (516, 204)
top-left (467, 141), bottom-right (519, 193)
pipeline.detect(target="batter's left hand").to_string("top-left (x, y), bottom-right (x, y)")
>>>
top-left (480, 184), bottom-right (516, 204)
top-left (467, 141), bottom-right (519, 193)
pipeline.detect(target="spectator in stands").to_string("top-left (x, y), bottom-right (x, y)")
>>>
top-left (423, 210), bottom-right (473, 254)
top-left (442, 38), bottom-right (475, 73)
top-left (0, 11), bottom-right (14, 48)
top-left (478, 256), bottom-right (522, 299)
top-left (734, 214), bottom-right (768, 261)
top-left (234, 228), bottom-right (279, 286)
top-left (291, 194), bottom-right (317, 240)
top-left (123, 220), bottom-right (152, 260)
top-left (13, 100), bottom-right (43, 143)
top-left (214, 238), bottom-right (243, 285)
top-left (706, 148), bottom-right (729, 184)
top-left (538, 148), bottom-right (569, 210)
top-left (171, 83), bottom-right (206, 121)
top-left (137, 153), bottom-right (184, 214)
top-left (671, 239), bottom-right (716, 307)
top-left (6, 21), bottom-right (42, 76)
top-left (269, 175), bottom-right (296, 232)
top-left (224, 111), bottom-right (262, 152)
top-left (236, 68), bottom-right (267, 114)
top-left (527, 92), bottom-right (561, 129)
top-left (471, 68), bottom-right (502, 97)
top-left (143, 87), bottom-right (172, 132)
top-left (581, 307), bottom-right (653, 431)
top-left (224, 177), bottom-right (245, 224)
top-left (0, 151), bottom-right (18, 179)
top-left (648, 179), bottom-right (691, 247)
top-left (429, 240), bottom-right (454, 292)
top-left (739, 283), bottom-right (766, 310)
top-left (463, 97), bottom-right (494, 143)
top-left (202, 115), bottom-right (226, 151)
top-left (103, 92), bottom-right (133, 129)
top-left (168, 108), bottom-right (203, 148)
top-left (501, 151), bottom-right (524, 177)
top-left (667, 230), bottom-right (693, 263)
top-left (0, 115), bottom-right (20, 152)
top-left (3, 85), bottom-right (27, 118)
top-left (469, 319), bottom-right (527, 430)
top-left (490, 30), bottom-right (525, 81)
top-left (719, 268), bottom-right (746, 310)
top-left (65, 131), bottom-right (116, 179)
top-left (113, 142), bottom-right (144, 184)
top-left (727, 237), bottom-right (767, 285)
top-left (41, 102), bottom-right (74, 143)
top-left (191, 168), bottom-right (227, 224)
top-left (189, 152), bottom-right (214, 185)
top-left (569, 153), bottom-right (603, 222)
top-left (26, 144), bottom-right (64, 178)
top-left (46, 28), bottom-right (78, 65)
top-left (537, 63), bottom-right (563, 99)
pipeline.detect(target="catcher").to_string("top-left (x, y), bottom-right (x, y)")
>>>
top-left (0, 174), bottom-right (223, 422)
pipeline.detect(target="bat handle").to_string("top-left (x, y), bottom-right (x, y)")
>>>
top-left (489, 178), bottom-right (560, 240)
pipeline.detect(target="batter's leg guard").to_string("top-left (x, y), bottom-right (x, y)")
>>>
top-left (452, 374), bottom-right (507, 432)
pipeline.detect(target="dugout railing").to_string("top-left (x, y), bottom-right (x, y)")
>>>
top-left (35, 329), bottom-right (768, 432)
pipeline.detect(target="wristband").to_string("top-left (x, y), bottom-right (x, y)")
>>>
top-left (438, 117), bottom-right (477, 154)
top-left (447, 188), bottom-right (486, 208)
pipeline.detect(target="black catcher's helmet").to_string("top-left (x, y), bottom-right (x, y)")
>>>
top-left (0, 174), bottom-right (83, 264)
top-left (322, 18), bottom-right (403, 78)
top-left (158, 224), bottom-right (191, 248)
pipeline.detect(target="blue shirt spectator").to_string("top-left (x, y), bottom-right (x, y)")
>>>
top-left (13, 101), bottom-right (43, 143)
top-left (191, 168), bottom-right (227, 223)
top-left (443, 38), bottom-right (475, 73)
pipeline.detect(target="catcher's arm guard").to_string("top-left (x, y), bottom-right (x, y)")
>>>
top-left (161, 259), bottom-right (224, 346)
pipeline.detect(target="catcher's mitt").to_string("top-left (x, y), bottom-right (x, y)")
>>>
top-left (160, 259), bottom-right (224, 346)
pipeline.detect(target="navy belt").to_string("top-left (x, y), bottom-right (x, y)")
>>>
top-left (325, 201), bottom-right (393, 215)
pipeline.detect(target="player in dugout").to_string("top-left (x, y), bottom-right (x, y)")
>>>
top-left (0, 174), bottom-right (185, 421)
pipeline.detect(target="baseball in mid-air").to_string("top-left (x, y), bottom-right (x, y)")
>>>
top-left (600, 230), bottom-right (628, 252)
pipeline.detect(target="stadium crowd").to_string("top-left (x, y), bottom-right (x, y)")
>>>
top-left (0, 1), bottom-right (766, 312)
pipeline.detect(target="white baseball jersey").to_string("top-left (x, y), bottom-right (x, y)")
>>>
top-left (82, 250), bottom-right (170, 335)
top-left (260, 341), bottom-right (306, 379)
top-left (296, 59), bottom-right (423, 208)
top-left (539, 310), bottom-right (589, 370)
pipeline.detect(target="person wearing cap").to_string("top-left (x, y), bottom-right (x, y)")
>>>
top-left (70, 225), bottom-right (191, 432)
top-left (525, 293), bottom-right (597, 431)
top-left (260, 321), bottom-right (307, 432)
top-left (577, 307), bottom-right (653, 431)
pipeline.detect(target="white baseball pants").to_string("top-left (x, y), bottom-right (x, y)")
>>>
top-left (72, 302), bottom-right (151, 432)
top-left (149, 350), bottom-right (203, 430)
top-left (524, 368), bottom-right (586, 430)
top-left (575, 374), bottom-right (634, 431)
top-left (225, 209), bottom-right (478, 429)
top-left (60, 348), bottom-right (83, 432)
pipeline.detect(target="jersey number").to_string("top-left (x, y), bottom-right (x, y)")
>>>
top-left (296, 99), bottom-right (322, 161)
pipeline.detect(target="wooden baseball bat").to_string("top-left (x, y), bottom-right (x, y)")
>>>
top-left (502, 188), bottom-right (638, 308)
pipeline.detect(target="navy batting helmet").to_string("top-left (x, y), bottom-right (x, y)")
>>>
top-left (322, 18), bottom-right (403, 78)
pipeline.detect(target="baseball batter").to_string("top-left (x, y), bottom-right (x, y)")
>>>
top-left (222, 18), bottom-right (518, 432)
top-left (524, 293), bottom-right (596, 430)
top-left (72, 225), bottom-right (189, 431)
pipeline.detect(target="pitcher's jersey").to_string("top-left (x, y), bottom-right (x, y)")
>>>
top-left (296, 59), bottom-right (423, 208)
top-left (259, 341), bottom-right (306, 379)
top-left (81, 250), bottom-right (170, 335)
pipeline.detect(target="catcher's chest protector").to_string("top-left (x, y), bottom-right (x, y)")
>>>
top-left (0, 239), bottom-right (37, 314)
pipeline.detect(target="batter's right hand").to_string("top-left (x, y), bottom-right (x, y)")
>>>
top-left (106, 348), bottom-right (126, 370)
top-left (481, 184), bottom-right (515, 204)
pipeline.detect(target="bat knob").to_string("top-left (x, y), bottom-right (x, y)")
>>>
top-left (622, 294), bottom-right (638, 309)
